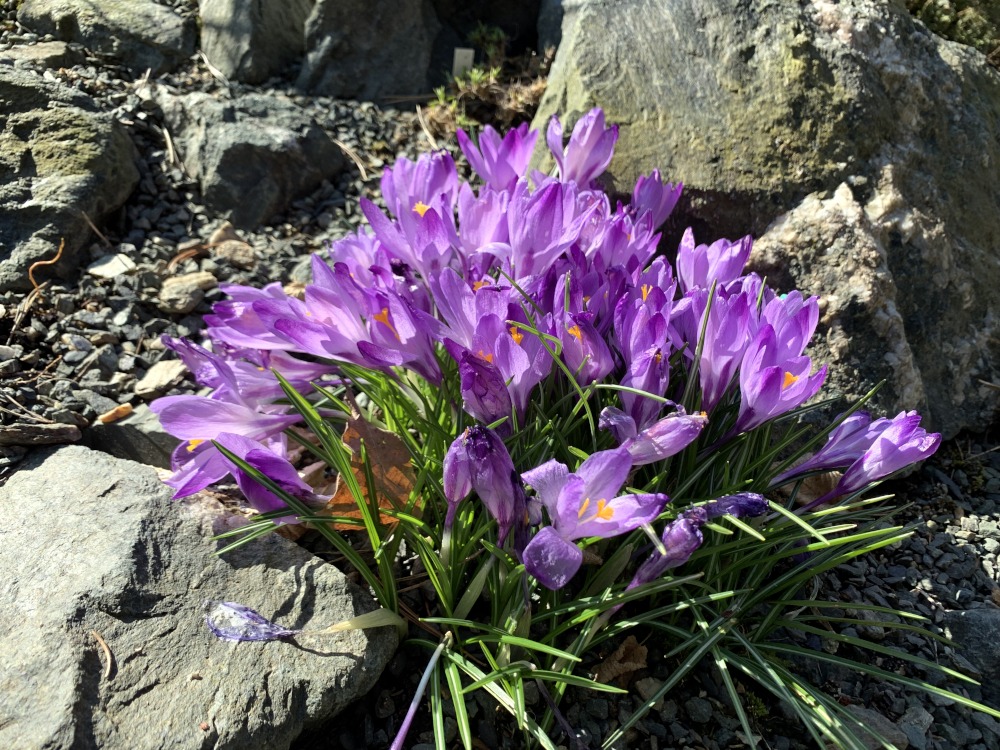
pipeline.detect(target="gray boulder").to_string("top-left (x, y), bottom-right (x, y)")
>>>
top-left (0, 445), bottom-right (398, 750)
top-left (0, 67), bottom-right (139, 292)
top-left (155, 89), bottom-right (345, 229)
top-left (533, 0), bottom-right (1000, 438)
top-left (18, 0), bottom-right (196, 74)
top-left (297, 0), bottom-right (441, 99)
top-left (199, 0), bottom-right (315, 84)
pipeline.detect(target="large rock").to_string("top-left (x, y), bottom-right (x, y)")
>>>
top-left (199, 0), bottom-right (316, 84)
top-left (155, 89), bottom-right (345, 229)
top-left (0, 445), bottom-right (397, 750)
top-left (297, 0), bottom-right (441, 99)
top-left (0, 67), bottom-right (139, 292)
top-left (942, 608), bottom-right (1000, 706)
top-left (18, 0), bottom-right (196, 74)
top-left (534, 0), bottom-right (1000, 437)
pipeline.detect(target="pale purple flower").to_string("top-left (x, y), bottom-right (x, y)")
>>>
top-left (521, 448), bottom-right (669, 589)
top-left (801, 412), bottom-right (941, 509)
top-left (560, 311), bottom-right (614, 384)
top-left (457, 123), bottom-right (537, 191)
top-left (698, 290), bottom-right (754, 412)
top-left (770, 411), bottom-right (877, 486)
top-left (734, 325), bottom-right (826, 433)
top-left (599, 407), bottom-right (707, 466)
top-left (631, 170), bottom-right (682, 229)
top-left (546, 108), bottom-right (619, 185)
top-left (676, 229), bottom-right (753, 293)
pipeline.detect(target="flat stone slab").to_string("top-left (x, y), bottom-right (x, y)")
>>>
top-left (0, 445), bottom-right (397, 750)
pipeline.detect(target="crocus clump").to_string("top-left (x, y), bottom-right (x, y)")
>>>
top-left (152, 107), bottom-right (943, 749)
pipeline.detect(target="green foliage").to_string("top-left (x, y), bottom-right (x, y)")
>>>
top-left (907, 0), bottom-right (1000, 60)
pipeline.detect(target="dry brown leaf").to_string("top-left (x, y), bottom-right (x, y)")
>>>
top-left (594, 635), bottom-right (648, 685)
top-left (323, 411), bottom-right (419, 530)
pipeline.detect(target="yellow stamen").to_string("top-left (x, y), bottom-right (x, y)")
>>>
top-left (567, 325), bottom-right (583, 342)
top-left (373, 307), bottom-right (399, 340)
top-left (578, 498), bottom-right (591, 518)
top-left (509, 326), bottom-right (523, 346)
top-left (654, 349), bottom-right (663, 365)
top-left (582, 295), bottom-right (591, 306)
top-left (478, 350), bottom-right (494, 364)
top-left (472, 279), bottom-right (489, 291)
top-left (782, 371), bottom-right (799, 389)
top-left (595, 499), bottom-right (614, 521)
top-left (412, 201), bottom-right (431, 217)
top-left (641, 284), bottom-right (652, 301)
top-left (186, 439), bottom-right (205, 452)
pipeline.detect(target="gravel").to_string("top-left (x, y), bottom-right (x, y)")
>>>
top-left (3, 0), bottom-right (1000, 747)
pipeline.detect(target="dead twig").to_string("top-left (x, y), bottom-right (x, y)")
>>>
top-left (90, 629), bottom-right (115, 681)
top-left (79, 211), bottom-right (111, 248)
top-left (28, 238), bottom-right (65, 291)
top-left (334, 138), bottom-right (369, 181)
top-left (415, 105), bottom-right (440, 150)
top-left (199, 51), bottom-right (231, 90)
top-left (7, 282), bottom-right (50, 346)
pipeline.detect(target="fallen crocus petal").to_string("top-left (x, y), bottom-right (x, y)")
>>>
top-left (205, 601), bottom-right (299, 642)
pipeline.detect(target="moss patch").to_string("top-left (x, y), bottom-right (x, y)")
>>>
top-left (907, 0), bottom-right (1000, 63)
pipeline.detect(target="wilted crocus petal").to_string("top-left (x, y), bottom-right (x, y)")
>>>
top-left (621, 410), bottom-right (708, 466)
top-left (703, 492), bottom-right (769, 519)
top-left (627, 507), bottom-right (708, 592)
top-left (598, 406), bottom-right (639, 444)
top-left (206, 601), bottom-right (299, 642)
top-left (523, 526), bottom-right (585, 590)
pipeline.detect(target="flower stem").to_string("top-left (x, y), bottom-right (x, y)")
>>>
top-left (390, 631), bottom-right (453, 750)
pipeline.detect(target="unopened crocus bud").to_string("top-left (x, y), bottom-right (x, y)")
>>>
top-left (623, 409), bottom-right (707, 466)
top-left (703, 492), bottom-right (769, 519)
top-left (443, 426), bottom-right (522, 543)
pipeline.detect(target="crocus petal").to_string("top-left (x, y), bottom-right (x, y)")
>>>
top-left (572, 492), bottom-right (669, 540)
top-left (206, 601), bottom-right (299, 642)
top-left (523, 526), bottom-right (584, 590)
top-left (521, 459), bottom-right (570, 513)
top-left (573, 447), bottom-right (633, 512)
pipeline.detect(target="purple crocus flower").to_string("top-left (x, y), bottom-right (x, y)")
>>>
top-left (560, 311), bottom-right (614, 384)
top-left (697, 289), bottom-right (754, 413)
top-left (770, 411), bottom-right (877, 486)
top-left (546, 108), bottom-right (619, 185)
top-left (801, 412), bottom-right (941, 509)
top-left (676, 229), bottom-right (754, 294)
top-left (599, 407), bottom-right (707, 466)
top-left (733, 325), bottom-right (826, 433)
top-left (443, 426), bottom-right (524, 543)
top-left (521, 448), bottom-right (669, 590)
top-left (457, 123), bottom-right (537, 191)
top-left (214, 432), bottom-right (325, 523)
top-left (458, 351), bottom-right (514, 433)
top-left (625, 492), bottom-right (768, 595)
top-left (152, 392), bottom-right (300, 499)
top-left (627, 507), bottom-right (708, 593)
top-left (630, 170), bottom-right (683, 229)
top-left (206, 601), bottom-right (299, 642)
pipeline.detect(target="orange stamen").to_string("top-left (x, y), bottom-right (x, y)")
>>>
top-left (373, 307), bottom-right (399, 340)
top-left (567, 325), bottom-right (583, 342)
top-left (472, 279), bottom-right (489, 291)
top-left (782, 371), bottom-right (799, 389)
top-left (412, 201), bottom-right (431, 217)
top-left (641, 284), bottom-right (652, 301)
top-left (578, 498), bottom-right (591, 518)
top-left (595, 499), bottom-right (614, 521)
top-left (509, 326), bottom-right (524, 345)
top-left (478, 350), bottom-right (494, 364)
top-left (186, 439), bottom-right (205, 452)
